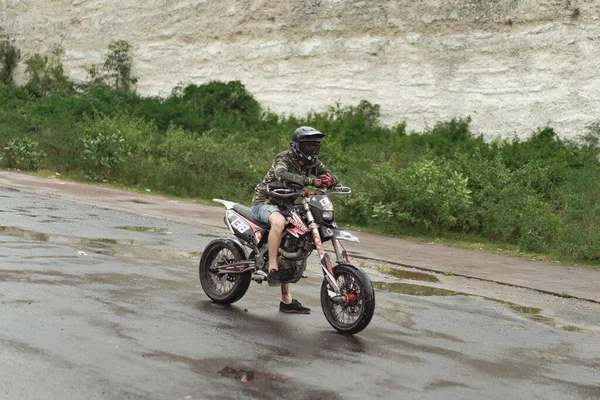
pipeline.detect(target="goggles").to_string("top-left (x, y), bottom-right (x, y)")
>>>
top-left (299, 142), bottom-right (321, 154)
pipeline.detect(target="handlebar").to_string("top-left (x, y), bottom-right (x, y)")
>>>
top-left (328, 185), bottom-right (352, 195)
top-left (266, 184), bottom-right (351, 198)
top-left (266, 187), bottom-right (303, 198)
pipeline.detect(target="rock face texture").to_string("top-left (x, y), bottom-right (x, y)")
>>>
top-left (1, 0), bottom-right (599, 138)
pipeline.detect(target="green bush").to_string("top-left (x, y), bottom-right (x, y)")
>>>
top-left (24, 48), bottom-right (74, 97)
top-left (517, 195), bottom-right (562, 252)
top-left (153, 126), bottom-right (262, 199)
top-left (82, 118), bottom-right (132, 176)
top-left (0, 34), bottom-right (20, 85)
top-left (335, 194), bottom-right (370, 226)
top-left (366, 157), bottom-right (473, 232)
top-left (82, 113), bottom-right (159, 156)
top-left (3, 137), bottom-right (46, 170)
top-left (87, 40), bottom-right (137, 93)
top-left (480, 182), bottom-right (561, 247)
top-left (496, 127), bottom-right (588, 170)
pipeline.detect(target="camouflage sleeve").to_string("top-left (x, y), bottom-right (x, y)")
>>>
top-left (314, 160), bottom-right (339, 186)
top-left (273, 156), bottom-right (312, 186)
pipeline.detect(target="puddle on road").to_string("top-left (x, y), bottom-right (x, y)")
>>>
top-left (143, 352), bottom-right (295, 387)
top-left (117, 226), bottom-right (168, 233)
top-left (142, 352), bottom-right (346, 399)
top-left (423, 379), bottom-right (470, 391)
top-left (196, 233), bottom-right (221, 238)
top-left (510, 305), bottom-right (555, 325)
top-left (368, 263), bottom-right (439, 282)
top-left (485, 298), bottom-right (556, 326)
top-left (368, 258), bottom-right (590, 333)
top-left (372, 281), bottom-right (462, 296)
top-left (218, 367), bottom-right (289, 383)
top-left (374, 280), bottom-right (583, 331)
top-left (39, 216), bottom-right (72, 223)
top-left (0, 226), bottom-right (196, 263)
top-left (562, 325), bottom-right (583, 332)
top-left (375, 279), bottom-right (589, 333)
top-left (118, 199), bottom-right (155, 204)
top-left (484, 298), bottom-right (590, 333)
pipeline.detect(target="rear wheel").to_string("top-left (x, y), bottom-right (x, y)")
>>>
top-left (320, 264), bottom-right (375, 335)
top-left (199, 239), bottom-right (251, 304)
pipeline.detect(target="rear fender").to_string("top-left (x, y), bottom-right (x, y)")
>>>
top-left (226, 237), bottom-right (250, 259)
top-left (202, 238), bottom-right (250, 260)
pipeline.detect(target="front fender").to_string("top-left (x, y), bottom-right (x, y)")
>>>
top-left (321, 227), bottom-right (361, 243)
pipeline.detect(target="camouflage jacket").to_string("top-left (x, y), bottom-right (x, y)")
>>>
top-left (251, 150), bottom-right (339, 206)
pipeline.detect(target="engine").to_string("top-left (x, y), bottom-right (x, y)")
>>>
top-left (277, 233), bottom-right (313, 283)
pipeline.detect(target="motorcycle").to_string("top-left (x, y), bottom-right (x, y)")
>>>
top-left (199, 184), bottom-right (375, 334)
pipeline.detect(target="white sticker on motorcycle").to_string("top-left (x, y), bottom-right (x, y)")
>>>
top-left (319, 198), bottom-right (333, 210)
top-left (231, 218), bottom-right (250, 233)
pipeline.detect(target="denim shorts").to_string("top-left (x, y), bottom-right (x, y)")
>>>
top-left (251, 204), bottom-right (280, 224)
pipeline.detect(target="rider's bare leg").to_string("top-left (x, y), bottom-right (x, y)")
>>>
top-left (281, 283), bottom-right (292, 304)
top-left (267, 212), bottom-right (286, 272)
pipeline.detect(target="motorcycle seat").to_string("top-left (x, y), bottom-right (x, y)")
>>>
top-left (233, 204), bottom-right (269, 229)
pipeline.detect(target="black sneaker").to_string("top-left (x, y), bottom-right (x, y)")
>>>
top-left (279, 299), bottom-right (311, 314)
top-left (267, 270), bottom-right (281, 287)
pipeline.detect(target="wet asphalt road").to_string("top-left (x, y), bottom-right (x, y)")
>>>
top-left (1, 186), bottom-right (600, 400)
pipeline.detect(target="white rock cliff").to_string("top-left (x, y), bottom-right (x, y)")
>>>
top-left (1, 0), bottom-right (599, 139)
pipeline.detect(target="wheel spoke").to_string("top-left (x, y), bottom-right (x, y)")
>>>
top-left (207, 248), bottom-right (238, 295)
top-left (326, 272), bottom-right (365, 326)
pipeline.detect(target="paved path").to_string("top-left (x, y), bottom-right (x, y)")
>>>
top-left (1, 170), bottom-right (598, 302)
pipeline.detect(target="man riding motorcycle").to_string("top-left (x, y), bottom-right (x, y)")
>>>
top-left (250, 126), bottom-right (338, 314)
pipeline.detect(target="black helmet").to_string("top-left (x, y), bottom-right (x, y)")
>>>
top-left (290, 126), bottom-right (325, 167)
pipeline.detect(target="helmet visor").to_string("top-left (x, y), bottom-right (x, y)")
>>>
top-left (299, 141), bottom-right (321, 155)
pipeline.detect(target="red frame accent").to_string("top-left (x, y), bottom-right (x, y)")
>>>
top-left (313, 231), bottom-right (334, 275)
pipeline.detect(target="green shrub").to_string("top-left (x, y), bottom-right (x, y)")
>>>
top-left (24, 48), bottom-right (74, 97)
top-left (87, 40), bottom-right (137, 93)
top-left (82, 113), bottom-right (159, 156)
top-left (496, 127), bottom-right (588, 170)
top-left (480, 181), bottom-right (562, 249)
top-left (517, 195), bottom-right (562, 252)
top-left (335, 194), bottom-right (370, 225)
top-left (3, 137), bottom-right (46, 170)
top-left (512, 160), bottom-right (565, 200)
top-left (82, 124), bottom-right (131, 176)
top-left (0, 34), bottom-right (20, 85)
top-left (366, 157), bottom-right (473, 232)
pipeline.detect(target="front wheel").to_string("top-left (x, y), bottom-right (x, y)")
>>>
top-left (320, 264), bottom-right (375, 334)
top-left (199, 239), bottom-right (251, 304)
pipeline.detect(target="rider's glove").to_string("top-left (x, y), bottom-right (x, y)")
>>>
top-left (312, 173), bottom-right (332, 188)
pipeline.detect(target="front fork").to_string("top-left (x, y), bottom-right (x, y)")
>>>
top-left (331, 238), bottom-right (352, 264)
top-left (304, 202), bottom-right (342, 294)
